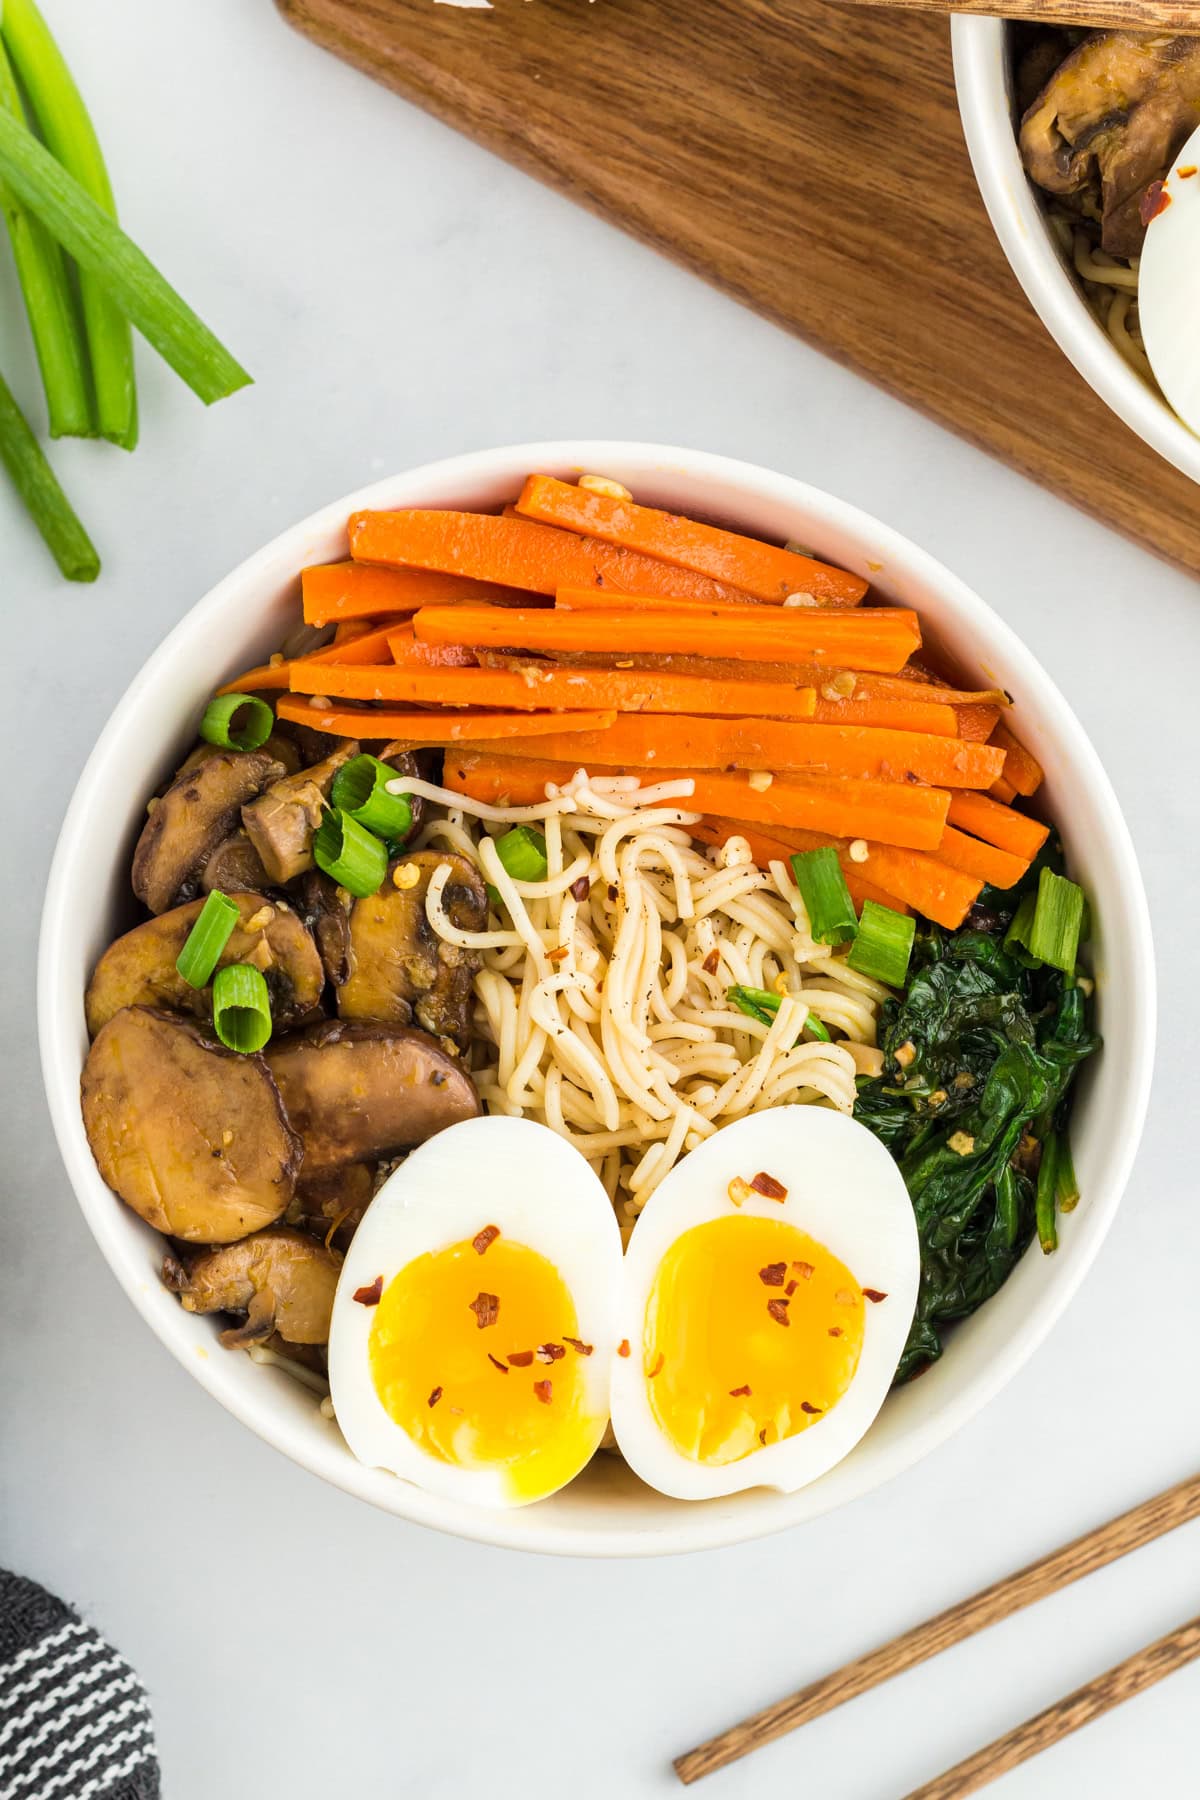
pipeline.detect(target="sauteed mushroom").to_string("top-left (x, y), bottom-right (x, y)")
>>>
top-left (85, 891), bottom-right (325, 1037)
top-left (286, 1161), bottom-right (376, 1249)
top-left (133, 749), bottom-right (286, 914)
top-left (241, 742), bottom-right (360, 886)
top-left (82, 1007), bottom-right (300, 1242)
top-left (296, 870), bottom-right (354, 988)
top-left (337, 850), bottom-right (486, 1044)
top-left (199, 832), bottom-right (271, 895)
top-left (161, 1227), bottom-right (340, 1347)
top-left (1020, 32), bottom-right (1200, 257)
top-left (267, 1020), bottom-right (480, 1172)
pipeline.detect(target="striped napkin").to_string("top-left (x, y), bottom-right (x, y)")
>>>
top-left (0, 1571), bottom-right (159, 1800)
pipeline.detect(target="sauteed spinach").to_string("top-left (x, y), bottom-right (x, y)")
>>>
top-left (854, 842), bottom-right (1100, 1381)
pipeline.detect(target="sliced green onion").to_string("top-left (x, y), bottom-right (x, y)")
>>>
top-left (789, 849), bottom-right (857, 946)
top-left (211, 963), bottom-right (272, 1054)
top-left (726, 984), bottom-right (832, 1042)
top-left (803, 1012), bottom-right (832, 1043)
top-left (175, 889), bottom-right (239, 989)
top-left (0, 102), bottom-right (251, 408)
top-left (0, 36), bottom-right (92, 439)
top-left (1055, 1130), bottom-right (1080, 1214)
top-left (1036, 1130), bottom-right (1059, 1254)
top-left (199, 692), bottom-right (273, 752)
top-left (495, 825), bottom-right (548, 883)
top-left (332, 754), bottom-right (414, 841)
top-left (1027, 868), bottom-right (1085, 975)
top-left (845, 900), bottom-right (915, 988)
top-left (313, 809), bottom-right (387, 898)
top-left (1004, 891), bottom-right (1037, 960)
top-left (2, 0), bottom-right (136, 447)
top-left (0, 364), bottom-right (97, 579)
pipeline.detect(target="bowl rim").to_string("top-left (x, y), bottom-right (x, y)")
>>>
top-left (38, 439), bottom-right (1156, 1557)
top-left (951, 15), bottom-right (1200, 488)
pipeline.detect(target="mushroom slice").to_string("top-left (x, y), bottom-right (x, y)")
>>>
top-left (85, 892), bottom-right (325, 1037)
top-left (297, 870), bottom-right (354, 988)
top-left (1020, 32), bottom-right (1200, 257)
top-left (337, 849), bottom-right (486, 1045)
top-left (134, 749), bottom-right (286, 915)
top-left (162, 1227), bottom-right (340, 1347)
top-left (174, 732), bottom-right (302, 784)
top-left (286, 1161), bottom-right (375, 1250)
top-left (241, 742), bottom-right (360, 886)
top-left (200, 832), bottom-right (271, 896)
top-left (82, 1007), bottom-right (300, 1243)
top-left (266, 1021), bottom-right (480, 1172)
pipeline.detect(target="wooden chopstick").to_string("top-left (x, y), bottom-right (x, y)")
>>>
top-left (674, 1471), bottom-right (1200, 1784)
top-left (900, 1617), bottom-right (1200, 1800)
top-left (830, 0), bottom-right (1200, 29)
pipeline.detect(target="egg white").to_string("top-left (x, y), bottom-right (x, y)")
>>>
top-left (328, 1115), bottom-right (623, 1508)
top-left (1138, 120), bottom-right (1200, 438)
top-left (609, 1108), bottom-right (919, 1501)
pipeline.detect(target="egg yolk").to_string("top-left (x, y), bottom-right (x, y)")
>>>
top-left (643, 1215), bottom-right (865, 1465)
top-left (368, 1236), bottom-right (599, 1503)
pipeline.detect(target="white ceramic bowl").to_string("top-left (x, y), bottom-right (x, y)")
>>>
top-left (953, 17), bottom-right (1200, 486)
top-left (39, 441), bottom-right (1155, 1557)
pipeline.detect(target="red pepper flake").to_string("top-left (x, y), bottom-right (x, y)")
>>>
top-left (533, 1380), bottom-right (553, 1404)
top-left (702, 947), bottom-right (720, 975)
top-left (546, 945), bottom-right (569, 964)
top-left (469, 1292), bottom-right (500, 1329)
top-left (352, 1275), bottom-right (383, 1306)
top-left (1180, 164), bottom-right (1198, 178)
top-left (607, 883), bottom-right (619, 903)
top-left (472, 1224), bottom-right (500, 1256)
top-left (569, 874), bottom-right (591, 902)
top-left (800, 1401), bottom-right (823, 1415)
top-left (487, 1354), bottom-right (509, 1374)
top-left (758, 1262), bottom-right (787, 1287)
top-left (863, 1288), bottom-right (888, 1304)
top-left (792, 1260), bottom-right (814, 1281)
top-left (750, 1170), bottom-right (788, 1201)
top-left (785, 1280), bottom-right (797, 1297)
top-left (828, 1326), bottom-right (843, 1338)
top-left (507, 1350), bottom-right (534, 1368)
top-left (835, 1288), bottom-right (856, 1306)
top-left (729, 1384), bottom-right (752, 1397)
top-left (617, 1339), bottom-right (630, 1357)
top-left (563, 1336), bottom-right (593, 1356)
top-left (1140, 179), bottom-right (1171, 225)
top-left (646, 1351), bottom-right (665, 1377)
top-left (427, 1386), bottom-right (443, 1407)
top-left (766, 1298), bottom-right (790, 1327)
top-left (758, 1428), bottom-right (768, 1446)
top-left (536, 1342), bottom-right (566, 1363)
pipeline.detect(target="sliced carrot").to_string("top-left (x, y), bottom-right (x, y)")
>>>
top-left (217, 661), bottom-right (292, 695)
top-left (989, 722), bottom-right (1044, 797)
top-left (738, 820), bottom-right (984, 930)
top-left (990, 774), bottom-right (1018, 805)
top-left (333, 619), bottom-right (374, 645)
top-left (291, 660), bottom-right (818, 719)
top-left (516, 474), bottom-right (869, 605)
top-left (412, 603), bottom-right (920, 672)
top-left (442, 753), bottom-right (950, 850)
top-left (348, 510), bottom-right (763, 606)
top-left (687, 817), bottom-right (909, 914)
top-left (302, 560), bottom-right (517, 625)
top-left (386, 624), bottom-right (478, 669)
top-left (304, 620), bottom-right (409, 667)
top-left (477, 716), bottom-right (1005, 787)
top-left (810, 696), bottom-right (959, 735)
top-left (935, 825), bottom-right (1029, 891)
top-left (557, 586), bottom-right (810, 619)
top-left (946, 790), bottom-right (1050, 860)
top-left (953, 703), bottom-right (1003, 744)
top-left (358, 709), bottom-right (618, 744)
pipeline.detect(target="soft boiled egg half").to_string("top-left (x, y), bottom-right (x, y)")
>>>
top-left (329, 1109), bottom-right (919, 1509)
top-left (1138, 120), bottom-right (1200, 438)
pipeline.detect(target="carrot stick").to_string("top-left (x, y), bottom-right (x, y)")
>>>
top-left (990, 722), bottom-right (1044, 796)
top-left (946, 790), bottom-right (1050, 860)
top-left (991, 774), bottom-right (1018, 804)
top-left (304, 620), bottom-right (409, 667)
top-left (302, 559), bottom-right (516, 625)
top-left (953, 703), bottom-right (1003, 743)
top-left (442, 753), bottom-right (951, 850)
top-left (359, 708), bottom-right (618, 744)
top-left (217, 660), bottom-right (292, 695)
top-left (474, 715), bottom-right (1006, 787)
top-left (412, 603), bottom-right (920, 672)
top-left (736, 820), bottom-right (984, 929)
top-left (291, 659), bottom-right (818, 719)
top-left (348, 509), bottom-right (768, 606)
top-left (333, 620), bottom-right (373, 645)
top-left (386, 624), bottom-right (478, 669)
top-left (687, 817), bottom-right (910, 914)
top-left (516, 474), bottom-right (869, 605)
top-left (936, 825), bottom-right (1029, 891)
top-left (556, 586), bottom-right (814, 619)
top-left (810, 696), bottom-right (959, 735)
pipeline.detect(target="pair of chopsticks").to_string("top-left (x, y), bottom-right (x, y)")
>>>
top-left (675, 1472), bottom-right (1200, 1793)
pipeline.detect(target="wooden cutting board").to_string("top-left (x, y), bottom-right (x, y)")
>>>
top-left (276, 0), bottom-right (1200, 575)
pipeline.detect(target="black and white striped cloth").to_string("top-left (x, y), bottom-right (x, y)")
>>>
top-left (0, 1572), bottom-right (159, 1800)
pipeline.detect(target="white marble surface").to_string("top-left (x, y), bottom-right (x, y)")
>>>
top-left (3, 3), bottom-right (1199, 1795)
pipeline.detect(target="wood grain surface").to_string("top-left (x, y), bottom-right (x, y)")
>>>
top-left (275, 0), bottom-right (1200, 576)
top-left (835, 0), bottom-right (1200, 30)
top-left (673, 1469), bottom-right (1200, 1782)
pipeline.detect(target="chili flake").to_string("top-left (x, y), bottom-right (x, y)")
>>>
top-left (800, 1401), bottom-right (823, 1415)
top-left (469, 1292), bottom-right (500, 1329)
top-left (766, 1298), bottom-right (790, 1327)
top-left (353, 1275), bottom-right (383, 1306)
top-left (507, 1350), bottom-right (534, 1368)
top-left (472, 1224), bottom-right (501, 1256)
top-left (750, 1170), bottom-right (788, 1201)
top-left (835, 1288), bottom-right (857, 1306)
top-left (785, 1280), bottom-right (797, 1297)
top-left (547, 945), bottom-right (569, 964)
top-left (758, 1262), bottom-right (787, 1287)
top-left (863, 1288), bottom-right (888, 1304)
top-left (792, 1260), bottom-right (814, 1281)
top-left (533, 1380), bottom-right (553, 1404)
top-left (729, 1385), bottom-right (752, 1398)
top-left (1140, 179), bottom-right (1171, 226)
top-left (564, 1337), bottom-right (594, 1356)
top-left (1180, 165), bottom-right (1197, 178)
top-left (536, 1342), bottom-right (566, 1363)
top-left (487, 1354), bottom-right (509, 1374)
top-left (702, 948), bottom-right (720, 975)
top-left (570, 875), bottom-right (591, 902)
top-left (617, 1339), bottom-right (631, 1357)
top-left (828, 1326), bottom-right (843, 1339)
top-left (758, 1428), bottom-right (768, 1446)
top-left (646, 1352), bottom-right (665, 1378)
top-left (427, 1386), bottom-right (443, 1408)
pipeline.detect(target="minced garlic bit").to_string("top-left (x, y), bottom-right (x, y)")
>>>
top-left (928, 1089), bottom-right (948, 1108)
top-left (783, 591), bottom-right (818, 608)
top-left (246, 938), bottom-right (273, 972)
top-left (307, 694), bottom-right (332, 711)
top-left (772, 970), bottom-right (790, 997)
top-left (784, 539), bottom-right (815, 556)
top-left (822, 672), bottom-right (857, 701)
top-left (269, 652), bottom-right (285, 667)
top-left (747, 770), bottom-right (773, 793)
top-left (578, 474), bottom-right (632, 501)
top-left (222, 1128), bottom-right (234, 1146)
top-left (246, 904), bottom-right (275, 932)
top-left (393, 861), bottom-right (421, 890)
top-left (894, 1041), bottom-right (916, 1069)
top-left (948, 1131), bottom-right (976, 1157)
top-left (848, 839), bottom-right (869, 864)
top-left (145, 797), bottom-right (159, 815)
top-left (1078, 976), bottom-right (1095, 998)
top-left (727, 1176), bottom-right (755, 1207)
top-left (954, 1071), bottom-right (975, 1089)
top-left (844, 1042), bottom-right (884, 1079)
top-left (319, 1395), bottom-right (336, 1420)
